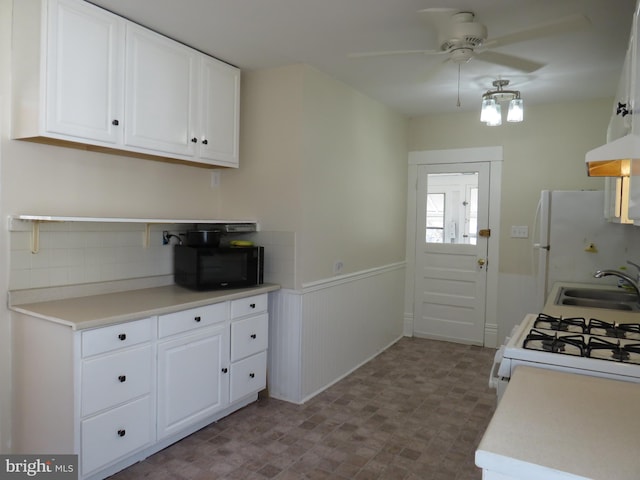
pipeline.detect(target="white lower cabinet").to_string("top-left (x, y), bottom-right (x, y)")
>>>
top-left (81, 395), bottom-right (154, 476)
top-left (229, 296), bottom-right (269, 402)
top-left (12, 291), bottom-right (270, 480)
top-left (157, 323), bottom-right (229, 439)
top-left (79, 318), bottom-right (155, 477)
top-left (231, 351), bottom-right (267, 402)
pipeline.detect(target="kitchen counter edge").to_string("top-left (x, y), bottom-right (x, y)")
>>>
top-left (9, 283), bottom-right (281, 331)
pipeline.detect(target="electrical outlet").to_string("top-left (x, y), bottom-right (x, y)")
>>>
top-left (510, 225), bottom-right (529, 238)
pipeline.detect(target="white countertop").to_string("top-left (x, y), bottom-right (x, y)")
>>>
top-left (10, 283), bottom-right (280, 330)
top-left (476, 366), bottom-right (640, 480)
top-left (543, 282), bottom-right (640, 323)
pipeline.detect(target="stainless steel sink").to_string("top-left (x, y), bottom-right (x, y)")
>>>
top-left (555, 287), bottom-right (640, 311)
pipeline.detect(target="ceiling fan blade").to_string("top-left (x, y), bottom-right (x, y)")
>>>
top-left (474, 51), bottom-right (545, 73)
top-left (483, 13), bottom-right (591, 49)
top-left (348, 49), bottom-right (442, 59)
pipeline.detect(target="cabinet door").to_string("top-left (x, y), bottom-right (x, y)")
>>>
top-left (157, 324), bottom-right (229, 439)
top-left (199, 57), bottom-right (240, 166)
top-left (45, 0), bottom-right (123, 143)
top-left (124, 24), bottom-right (198, 157)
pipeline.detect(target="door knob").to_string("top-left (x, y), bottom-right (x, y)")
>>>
top-left (477, 258), bottom-right (487, 270)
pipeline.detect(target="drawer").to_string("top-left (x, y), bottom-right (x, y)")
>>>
top-left (81, 395), bottom-right (153, 476)
top-left (230, 351), bottom-right (266, 402)
top-left (230, 294), bottom-right (267, 319)
top-left (230, 313), bottom-right (268, 362)
top-left (81, 345), bottom-right (152, 417)
top-left (158, 302), bottom-right (227, 338)
top-left (82, 317), bottom-right (152, 358)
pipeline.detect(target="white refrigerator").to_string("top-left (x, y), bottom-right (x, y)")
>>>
top-left (534, 190), bottom-right (640, 309)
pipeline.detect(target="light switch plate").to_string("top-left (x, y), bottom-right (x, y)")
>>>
top-left (511, 225), bottom-right (529, 238)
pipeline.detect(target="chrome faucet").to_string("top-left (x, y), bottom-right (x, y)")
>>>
top-left (593, 265), bottom-right (640, 302)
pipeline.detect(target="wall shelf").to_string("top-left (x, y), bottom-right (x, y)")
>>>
top-left (8, 215), bottom-right (258, 253)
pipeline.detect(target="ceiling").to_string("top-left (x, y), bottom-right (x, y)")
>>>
top-left (88, 0), bottom-right (636, 118)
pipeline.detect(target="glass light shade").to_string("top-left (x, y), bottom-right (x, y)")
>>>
top-left (480, 98), bottom-right (495, 122)
top-left (486, 102), bottom-right (501, 126)
top-left (507, 98), bottom-right (524, 122)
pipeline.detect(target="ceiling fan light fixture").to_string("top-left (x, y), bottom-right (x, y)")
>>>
top-left (481, 79), bottom-right (523, 126)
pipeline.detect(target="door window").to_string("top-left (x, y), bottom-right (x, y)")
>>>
top-left (425, 172), bottom-right (479, 245)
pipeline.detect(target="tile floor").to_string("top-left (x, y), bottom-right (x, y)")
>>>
top-left (108, 337), bottom-right (497, 480)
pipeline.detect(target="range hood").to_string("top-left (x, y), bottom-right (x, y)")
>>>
top-left (585, 134), bottom-right (640, 176)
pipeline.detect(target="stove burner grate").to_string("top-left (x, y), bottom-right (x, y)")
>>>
top-left (523, 329), bottom-right (586, 357)
top-left (534, 314), bottom-right (586, 333)
top-left (587, 337), bottom-right (640, 364)
top-left (587, 319), bottom-right (640, 340)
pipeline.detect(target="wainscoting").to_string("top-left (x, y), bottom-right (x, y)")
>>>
top-left (268, 262), bottom-right (405, 404)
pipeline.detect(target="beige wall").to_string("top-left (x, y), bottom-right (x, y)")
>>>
top-left (221, 64), bottom-right (409, 287)
top-left (408, 99), bottom-right (609, 276)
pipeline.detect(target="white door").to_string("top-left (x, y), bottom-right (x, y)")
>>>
top-left (414, 162), bottom-right (490, 345)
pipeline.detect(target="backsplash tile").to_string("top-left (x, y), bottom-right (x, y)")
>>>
top-left (9, 222), bottom-right (296, 291)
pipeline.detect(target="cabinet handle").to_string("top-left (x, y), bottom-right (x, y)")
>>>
top-left (249, 303), bottom-right (256, 309)
top-left (249, 373), bottom-right (255, 378)
top-left (112, 119), bottom-right (119, 126)
top-left (194, 316), bottom-right (201, 322)
top-left (221, 367), bottom-right (228, 373)
top-left (617, 102), bottom-right (631, 117)
top-left (118, 333), bottom-right (126, 341)
top-left (202, 139), bottom-right (208, 145)
top-left (250, 334), bottom-right (257, 339)
top-left (117, 429), bottom-right (126, 437)
top-left (191, 137), bottom-right (198, 143)
top-left (118, 375), bottom-right (127, 383)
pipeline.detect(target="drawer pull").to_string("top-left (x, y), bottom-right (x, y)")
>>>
top-left (117, 429), bottom-right (126, 437)
top-left (250, 334), bottom-right (257, 339)
top-left (194, 316), bottom-right (201, 322)
top-left (118, 333), bottom-right (126, 341)
top-left (118, 375), bottom-right (127, 383)
top-left (249, 303), bottom-right (256, 309)
top-left (221, 367), bottom-right (228, 373)
top-left (249, 373), bottom-right (255, 378)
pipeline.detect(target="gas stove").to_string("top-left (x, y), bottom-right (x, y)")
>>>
top-left (490, 313), bottom-right (640, 402)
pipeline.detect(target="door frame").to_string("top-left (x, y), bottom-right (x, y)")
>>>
top-left (404, 146), bottom-right (503, 348)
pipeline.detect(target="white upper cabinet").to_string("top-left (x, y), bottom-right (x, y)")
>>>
top-left (13, 0), bottom-right (124, 144)
top-left (124, 24), bottom-right (199, 157)
top-left (199, 57), bottom-right (241, 166)
top-left (12, 0), bottom-right (240, 168)
top-left (607, 44), bottom-right (633, 142)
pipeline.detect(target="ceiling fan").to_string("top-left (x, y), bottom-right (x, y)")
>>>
top-left (348, 8), bottom-right (592, 73)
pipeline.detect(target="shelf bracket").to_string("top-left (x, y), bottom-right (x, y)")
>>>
top-left (31, 221), bottom-right (41, 254)
top-left (144, 223), bottom-right (151, 248)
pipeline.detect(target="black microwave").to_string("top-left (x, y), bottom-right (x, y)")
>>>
top-left (174, 245), bottom-right (264, 290)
